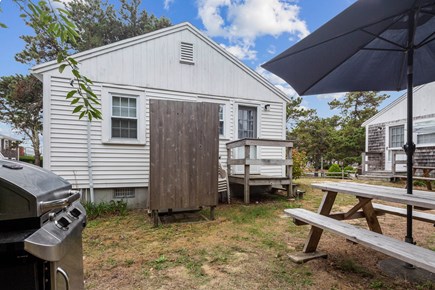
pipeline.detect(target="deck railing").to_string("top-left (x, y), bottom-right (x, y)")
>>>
top-left (361, 151), bottom-right (383, 174)
top-left (226, 138), bottom-right (293, 203)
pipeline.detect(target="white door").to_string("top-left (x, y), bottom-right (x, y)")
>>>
top-left (385, 125), bottom-right (406, 172)
top-left (235, 106), bottom-right (260, 174)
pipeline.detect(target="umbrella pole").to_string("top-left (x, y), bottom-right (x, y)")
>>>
top-left (404, 9), bottom-right (416, 248)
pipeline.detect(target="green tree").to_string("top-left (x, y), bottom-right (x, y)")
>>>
top-left (286, 95), bottom-right (316, 131)
top-left (328, 91), bottom-right (389, 165)
top-left (16, 0), bottom-right (172, 61)
top-left (328, 91), bottom-right (389, 125)
top-left (13, 0), bottom-right (101, 120)
top-left (0, 75), bottom-right (43, 166)
top-left (291, 115), bottom-right (340, 169)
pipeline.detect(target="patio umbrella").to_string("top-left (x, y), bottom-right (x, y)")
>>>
top-left (262, 0), bottom-right (435, 246)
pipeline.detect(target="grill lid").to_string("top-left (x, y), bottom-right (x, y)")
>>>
top-left (0, 160), bottom-right (72, 221)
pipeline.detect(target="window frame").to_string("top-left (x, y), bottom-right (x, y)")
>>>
top-left (389, 125), bottom-right (405, 149)
top-left (111, 96), bottom-right (138, 139)
top-left (102, 86), bottom-right (146, 145)
top-left (415, 118), bottom-right (435, 147)
top-left (218, 104), bottom-right (225, 138)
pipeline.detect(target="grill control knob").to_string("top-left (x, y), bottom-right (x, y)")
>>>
top-left (55, 217), bottom-right (71, 230)
top-left (69, 208), bottom-right (82, 219)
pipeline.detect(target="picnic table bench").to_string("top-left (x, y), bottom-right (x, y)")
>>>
top-left (284, 182), bottom-right (435, 273)
top-left (393, 166), bottom-right (435, 191)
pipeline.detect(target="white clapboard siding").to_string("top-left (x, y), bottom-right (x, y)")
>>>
top-left (41, 24), bottom-right (289, 190)
top-left (35, 23), bottom-right (286, 105)
top-left (49, 77), bottom-right (149, 189)
top-left (260, 103), bottom-right (286, 176)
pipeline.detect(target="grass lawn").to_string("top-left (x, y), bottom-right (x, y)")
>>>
top-left (83, 178), bottom-right (435, 290)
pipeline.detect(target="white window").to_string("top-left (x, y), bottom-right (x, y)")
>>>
top-left (219, 105), bottom-right (225, 136)
top-left (389, 125), bottom-right (404, 148)
top-left (102, 87), bottom-right (146, 145)
top-left (415, 119), bottom-right (435, 146)
top-left (417, 133), bottom-right (435, 144)
top-left (112, 96), bottom-right (137, 139)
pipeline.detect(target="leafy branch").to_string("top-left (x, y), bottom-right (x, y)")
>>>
top-left (14, 0), bottom-right (102, 120)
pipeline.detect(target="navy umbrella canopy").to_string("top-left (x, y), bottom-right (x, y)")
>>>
top-left (263, 0), bottom-right (435, 246)
top-left (263, 0), bottom-right (435, 95)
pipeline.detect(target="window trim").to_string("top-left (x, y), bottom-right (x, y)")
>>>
top-left (218, 104), bottom-right (226, 138)
top-left (102, 86), bottom-right (146, 145)
top-left (414, 118), bottom-right (435, 147)
top-left (388, 124), bottom-right (405, 149)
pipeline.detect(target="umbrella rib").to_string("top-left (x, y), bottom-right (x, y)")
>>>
top-left (416, 31), bottom-right (435, 47)
top-left (360, 29), bottom-right (406, 50)
top-left (361, 48), bottom-right (404, 52)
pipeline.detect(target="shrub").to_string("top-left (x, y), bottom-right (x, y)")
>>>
top-left (19, 155), bottom-right (43, 167)
top-left (344, 165), bottom-right (354, 172)
top-left (328, 163), bottom-right (341, 173)
top-left (292, 149), bottom-right (308, 179)
top-left (82, 200), bottom-right (128, 220)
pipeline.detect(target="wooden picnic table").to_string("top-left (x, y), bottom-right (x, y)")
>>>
top-left (284, 182), bottom-right (435, 273)
top-left (412, 166), bottom-right (435, 190)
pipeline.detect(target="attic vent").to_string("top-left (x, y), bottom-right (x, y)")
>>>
top-left (113, 187), bottom-right (135, 199)
top-left (180, 42), bottom-right (194, 64)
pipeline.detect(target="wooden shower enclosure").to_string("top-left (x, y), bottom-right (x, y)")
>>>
top-left (149, 100), bottom-right (219, 225)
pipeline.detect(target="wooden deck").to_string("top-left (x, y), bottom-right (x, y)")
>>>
top-left (229, 174), bottom-right (291, 186)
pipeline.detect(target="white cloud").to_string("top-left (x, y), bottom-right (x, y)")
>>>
top-left (267, 45), bottom-right (276, 55)
top-left (255, 66), bottom-right (296, 97)
top-left (197, 0), bottom-right (309, 60)
top-left (164, 0), bottom-right (174, 10)
top-left (220, 43), bottom-right (257, 60)
top-left (316, 93), bottom-right (345, 100)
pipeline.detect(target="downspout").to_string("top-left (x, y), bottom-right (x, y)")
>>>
top-left (87, 120), bottom-right (95, 203)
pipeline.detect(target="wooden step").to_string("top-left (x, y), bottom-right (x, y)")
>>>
top-left (284, 208), bottom-right (435, 273)
top-left (372, 203), bottom-right (435, 224)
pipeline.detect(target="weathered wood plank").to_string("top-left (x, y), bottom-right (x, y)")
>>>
top-left (228, 159), bottom-right (293, 166)
top-left (244, 144), bottom-right (250, 204)
top-left (149, 100), bottom-right (218, 210)
top-left (229, 176), bottom-right (291, 186)
top-left (303, 191), bottom-right (337, 253)
top-left (226, 138), bottom-right (293, 149)
top-left (373, 203), bottom-right (435, 224)
top-left (284, 208), bottom-right (435, 273)
top-left (311, 182), bottom-right (435, 209)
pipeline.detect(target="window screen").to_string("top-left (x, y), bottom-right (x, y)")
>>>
top-left (112, 96), bottom-right (137, 139)
top-left (389, 125), bottom-right (404, 148)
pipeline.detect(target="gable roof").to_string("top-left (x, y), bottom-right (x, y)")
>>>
top-left (361, 85), bottom-right (425, 127)
top-left (31, 22), bottom-right (289, 103)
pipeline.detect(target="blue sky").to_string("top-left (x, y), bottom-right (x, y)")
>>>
top-left (0, 0), bottom-right (401, 143)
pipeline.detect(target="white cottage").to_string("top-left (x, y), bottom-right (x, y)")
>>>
top-left (31, 22), bottom-right (289, 207)
top-left (362, 82), bottom-right (435, 173)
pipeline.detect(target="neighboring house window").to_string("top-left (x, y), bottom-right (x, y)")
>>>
top-left (219, 105), bottom-right (224, 136)
top-left (101, 86), bottom-right (146, 145)
top-left (389, 125), bottom-right (404, 148)
top-left (417, 133), bottom-right (435, 144)
top-left (112, 96), bottom-right (137, 139)
top-left (415, 120), bottom-right (435, 145)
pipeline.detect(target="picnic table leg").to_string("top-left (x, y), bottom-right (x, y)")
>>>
top-left (423, 169), bottom-right (432, 190)
top-left (358, 197), bottom-right (383, 234)
top-left (303, 191), bottom-right (337, 253)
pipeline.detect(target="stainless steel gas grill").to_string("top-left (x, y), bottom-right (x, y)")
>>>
top-left (0, 160), bottom-right (86, 290)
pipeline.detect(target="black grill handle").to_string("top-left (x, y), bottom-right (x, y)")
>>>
top-left (39, 190), bottom-right (81, 213)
